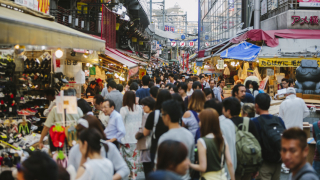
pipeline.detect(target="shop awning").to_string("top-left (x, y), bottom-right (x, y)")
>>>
top-left (220, 42), bottom-right (261, 61)
top-left (0, 6), bottom-right (105, 51)
top-left (105, 48), bottom-right (137, 68)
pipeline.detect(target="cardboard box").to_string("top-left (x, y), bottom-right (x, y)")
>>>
top-left (276, 94), bottom-right (286, 100)
top-left (302, 94), bottom-right (320, 100)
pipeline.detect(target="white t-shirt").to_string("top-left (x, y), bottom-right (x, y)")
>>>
top-left (76, 158), bottom-right (113, 180)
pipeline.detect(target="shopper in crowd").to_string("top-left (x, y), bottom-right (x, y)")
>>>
top-left (68, 115), bottom-right (129, 180)
top-left (120, 91), bottom-right (143, 178)
top-left (158, 100), bottom-right (194, 180)
top-left (43, 88), bottom-right (56, 117)
top-left (252, 81), bottom-right (260, 98)
top-left (232, 84), bottom-right (246, 106)
top-left (172, 93), bottom-right (186, 115)
top-left (203, 88), bottom-right (214, 101)
top-left (281, 78), bottom-right (290, 89)
top-left (95, 78), bottom-right (104, 94)
top-left (213, 79), bottom-right (225, 102)
top-left (181, 75), bottom-right (186, 83)
top-left (251, 93), bottom-right (286, 180)
top-left (149, 81), bottom-right (155, 88)
top-left (204, 99), bottom-right (236, 179)
top-left (143, 90), bottom-right (171, 167)
top-left (147, 140), bottom-right (189, 180)
top-left (102, 99), bottom-right (126, 148)
top-left (222, 97), bottom-right (261, 179)
top-left (169, 85), bottom-right (178, 94)
top-left (101, 78), bottom-right (113, 98)
top-left (244, 68), bottom-right (259, 86)
top-left (192, 81), bottom-right (202, 91)
top-left (136, 97), bottom-right (156, 177)
top-left (130, 82), bottom-right (139, 93)
top-left (83, 78), bottom-right (89, 94)
top-left (178, 82), bottom-right (188, 101)
top-left (117, 84), bottom-right (124, 94)
top-left (241, 103), bottom-right (256, 118)
top-left (136, 75), bottom-right (150, 104)
top-left (75, 128), bottom-right (113, 180)
top-left (105, 81), bottom-right (123, 112)
top-left (200, 75), bottom-right (210, 89)
top-left (86, 81), bottom-right (97, 98)
top-left (17, 151), bottom-right (58, 180)
top-left (245, 80), bottom-right (253, 94)
top-left (93, 94), bottom-right (109, 127)
top-left (281, 128), bottom-right (318, 180)
top-left (209, 79), bottom-right (215, 90)
top-left (313, 119), bottom-right (320, 178)
top-left (279, 87), bottom-right (309, 129)
top-left (169, 74), bottom-right (176, 84)
top-left (186, 79), bottom-right (194, 96)
top-left (288, 78), bottom-right (294, 87)
top-left (190, 108), bottom-right (235, 180)
top-left (77, 98), bottom-right (93, 116)
top-left (150, 86), bottom-right (159, 101)
top-left (182, 90), bottom-right (205, 142)
top-left (39, 89), bottom-right (83, 150)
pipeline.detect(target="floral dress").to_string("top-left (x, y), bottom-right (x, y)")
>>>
top-left (119, 105), bottom-right (144, 178)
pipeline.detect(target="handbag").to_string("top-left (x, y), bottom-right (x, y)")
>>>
top-left (136, 110), bottom-right (160, 150)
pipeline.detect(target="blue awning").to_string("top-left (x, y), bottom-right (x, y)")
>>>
top-left (220, 42), bottom-right (261, 61)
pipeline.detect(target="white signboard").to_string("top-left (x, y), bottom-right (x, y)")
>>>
top-left (180, 41), bottom-right (186, 47)
top-left (205, 42), bottom-right (210, 47)
top-left (266, 68), bottom-right (274, 76)
top-left (171, 41), bottom-right (177, 47)
top-left (189, 41), bottom-right (195, 47)
top-left (217, 60), bottom-right (224, 69)
top-left (261, 0), bottom-right (267, 15)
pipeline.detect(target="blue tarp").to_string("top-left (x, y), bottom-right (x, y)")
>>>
top-left (220, 42), bottom-right (261, 61)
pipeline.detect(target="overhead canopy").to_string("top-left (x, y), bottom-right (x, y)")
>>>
top-left (220, 42), bottom-right (261, 61)
top-left (105, 48), bottom-right (138, 69)
top-left (0, 6), bottom-right (105, 51)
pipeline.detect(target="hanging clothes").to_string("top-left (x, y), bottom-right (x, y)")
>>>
top-left (253, 67), bottom-right (262, 81)
top-left (240, 62), bottom-right (249, 80)
top-left (224, 66), bottom-right (230, 75)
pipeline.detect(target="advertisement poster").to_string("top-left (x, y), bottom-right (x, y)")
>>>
top-left (261, 0), bottom-right (267, 15)
top-left (271, 0), bottom-right (278, 10)
top-left (298, 0), bottom-right (320, 7)
top-left (139, 69), bottom-right (146, 79)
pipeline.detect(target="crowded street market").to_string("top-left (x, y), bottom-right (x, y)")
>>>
top-left (1, 0), bottom-right (320, 180)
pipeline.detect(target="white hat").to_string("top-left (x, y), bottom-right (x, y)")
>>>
top-left (286, 87), bottom-right (296, 94)
top-left (78, 118), bottom-right (89, 128)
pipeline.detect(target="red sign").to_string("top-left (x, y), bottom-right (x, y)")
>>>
top-left (171, 41), bottom-right (176, 47)
top-left (180, 41), bottom-right (185, 47)
top-left (292, 16), bottom-right (319, 25)
top-left (189, 41), bottom-right (194, 47)
top-left (186, 54), bottom-right (189, 72)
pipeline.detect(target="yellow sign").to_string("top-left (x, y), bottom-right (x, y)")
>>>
top-left (132, 37), bottom-right (137, 43)
top-left (77, 2), bottom-right (88, 14)
top-left (38, 0), bottom-right (50, 14)
top-left (139, 41), bottom-right (144, 45)
top-left (139, 69), bottom-right (146, 79)
top-left (259, 58), bottom-right (320, 67)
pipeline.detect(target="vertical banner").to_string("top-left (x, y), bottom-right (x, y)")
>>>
top-left (182, 54), bottom-right (185, 70)
top-left (186, 53), bottom-right (190, 72)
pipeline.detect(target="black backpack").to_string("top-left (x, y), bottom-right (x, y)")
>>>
top-left (258, 115), bottom-right (285, 163)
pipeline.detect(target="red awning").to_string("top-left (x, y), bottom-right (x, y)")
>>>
top-left (105, 48), bottom-right (137, 68)
top-left (230, 29), bottom-right (279, 47)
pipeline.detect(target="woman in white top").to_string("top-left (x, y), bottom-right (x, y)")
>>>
top-left (182, 90), bottom-right (206, 141)
top-left (76, 128), bottom-right (114, 180)
top-left (190, 109), bottom-right (235, 180)
top-left (252, 81), bottom-right (260, 98)
top-left (120, 91), bottom-right (143, 179)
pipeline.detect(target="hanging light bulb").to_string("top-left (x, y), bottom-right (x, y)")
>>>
top-left (86, 63), bottom-right (90, 66)
top-left (224, 64), bottom-right (227, 67)
top-left (14, 45), bottom-right (20, 49)
top-left (89, 64), bottom-right (92, 67)
top-left (55, 48), bottom-right (63, 58)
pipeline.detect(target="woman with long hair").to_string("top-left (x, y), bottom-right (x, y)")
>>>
top-left (182, 90), bottom-right (206, 142)
top-left (68, 115), bottom-right (129, 180)
top-left (147, 140), bottom-right (190, 180)
top-left (245, 80), bottom-right (253, 94)
top-left (76, 128), bottom-right (113, 180)
top-left (120, 91), bottom-right (143, 179)
top-left (252, 81), bottom-right (260, 98)
top-left (190, 109), bottom-right (235, 180)
top-left (203, 88), bottom-right (215, 101)
top-left (143, 90), bottom-right (172, 169)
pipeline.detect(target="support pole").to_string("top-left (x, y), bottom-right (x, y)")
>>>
top-left (254, 0), bottom-right (261, 29)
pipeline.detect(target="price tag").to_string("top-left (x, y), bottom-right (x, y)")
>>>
top-left (32, 133), bottom-right (36, 137)
top-left (9, 107), bottom-right (12, 112)
top-left (29, 147), bottom-right (35, 151)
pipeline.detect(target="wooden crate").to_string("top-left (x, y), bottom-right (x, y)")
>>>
top-left (302, 94), bottom-right (320, 100)
top-left (297, 93), bottom-right (303, 98)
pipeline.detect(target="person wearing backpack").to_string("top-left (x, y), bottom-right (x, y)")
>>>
top-left (251, 93), bottom-right (286, 180)
top-left (222, 97), bottom-right (262, 180)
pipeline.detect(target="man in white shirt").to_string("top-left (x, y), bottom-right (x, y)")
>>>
top-left (186, 79), bottom-right (194, 96)
top-left (244, 68), bottom-right (259, 86)
top-left (279, 87), bottom-right (309, 129)
top-left (209, 79), bottom-right (215, 91)
top-left (102, 99), bottom-right (126, 148)
top-left (94, 95), bottom-right (109, 127)
top-left (213, 80), bottom-right (225, 102)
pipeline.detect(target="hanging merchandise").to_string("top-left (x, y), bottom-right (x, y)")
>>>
top-left (253, 67), bottom-right (262, 81)
top-left (89, 66), bottom-right (96, 75)
top-left (238, 67), bottom-right (243, 79)
top-left (224, 66), bottom-right (230, 75)
top-left (241, 62), bottom-right (249, 80)
top-left (49, 124), bottom-right (66, 148)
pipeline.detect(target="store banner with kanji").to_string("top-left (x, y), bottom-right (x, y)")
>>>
top-left (259, 58), bottom-right (320, 67)
top-left (139, 69), bottom-right (146, 79)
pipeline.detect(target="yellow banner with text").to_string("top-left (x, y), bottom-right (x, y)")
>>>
top-left (259, 58), bottom-right (320, 67)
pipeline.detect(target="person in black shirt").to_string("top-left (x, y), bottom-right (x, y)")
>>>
top-left (86, 81), bottom-right (97, 98)
top-left (143, 90), bottom-right (172, 166)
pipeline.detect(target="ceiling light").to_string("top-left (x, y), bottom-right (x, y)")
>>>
top-left (86, 63), bottom-right (90, 66)
top-left (55, 48), bottom-right (63, 58)
top-left (14, 45), bottom-right (19, 49)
